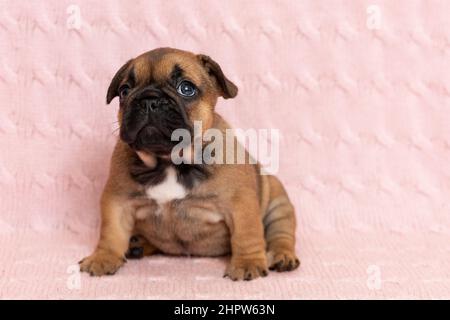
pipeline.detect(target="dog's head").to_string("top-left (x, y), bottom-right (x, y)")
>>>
top-left (106, 48), bottom-right (238, 155)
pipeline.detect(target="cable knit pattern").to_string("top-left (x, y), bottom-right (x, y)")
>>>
top-left (0, 0), bottom-right (449, 299)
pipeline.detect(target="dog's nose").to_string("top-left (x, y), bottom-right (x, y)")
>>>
top-left (144, 98), bottom-right (159, 112)
top-left (142, 98), bottom-right (168, 113)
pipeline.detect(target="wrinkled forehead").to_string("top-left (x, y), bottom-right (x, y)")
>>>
top-left (129, 51), bottom-right (207, 87)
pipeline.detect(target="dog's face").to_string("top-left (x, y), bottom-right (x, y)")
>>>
top-left (106, 48), bottom-right (238, 155)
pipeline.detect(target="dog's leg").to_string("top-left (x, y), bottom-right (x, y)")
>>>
top-left (264, 176), bottom-right (300, 272)
top-left (224, 191), bottom-right (268, 281)
top-left (79, 195), bottom-right (134, 276)
top-left (126, 234), bottom-right (159, 259)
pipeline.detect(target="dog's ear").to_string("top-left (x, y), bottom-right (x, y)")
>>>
top-left (106, 59), bottom-right (133, 104)
top-left (197, 54), bottom-right (238, 99)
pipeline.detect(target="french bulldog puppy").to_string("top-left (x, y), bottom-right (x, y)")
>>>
top-left (79, 48), bottom-right (299, 280)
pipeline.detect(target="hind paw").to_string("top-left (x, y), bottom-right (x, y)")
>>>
top-left (125, 235), bottom-right (158, 259)
top-left (267, 250), bottom-right (300, 272)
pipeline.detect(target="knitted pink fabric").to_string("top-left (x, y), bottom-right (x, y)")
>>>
top-left (0, 0), bottom-right (449, 299)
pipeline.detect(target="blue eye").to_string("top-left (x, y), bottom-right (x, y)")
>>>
top-left (177, 81), bottom-right (197, 97)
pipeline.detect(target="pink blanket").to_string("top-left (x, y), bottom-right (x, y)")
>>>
top-left (0, 0), bottom-right (449, 299)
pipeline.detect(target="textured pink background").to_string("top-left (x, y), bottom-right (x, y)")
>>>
top-left (0, 0), bottom-right (449, 299)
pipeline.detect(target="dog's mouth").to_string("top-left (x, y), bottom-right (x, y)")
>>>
top-left (126, 125), bottom-right (175, 155)
top-left (120, 97), bottom-right (192, 156)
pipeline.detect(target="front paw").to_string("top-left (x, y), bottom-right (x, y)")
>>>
top-left (224, 255), bottom-right (268, 281)
top-left (79, 250), bottom-right (126, 276)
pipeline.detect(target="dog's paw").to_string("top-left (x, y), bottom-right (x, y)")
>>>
top-left (79, 250), bottom-right (125, 276)
top-left (125, 235), bottom-right (158, 259)
top-left (224, 256), bottom-right (268, 281)
top-left (267, 250), bottom-right (300, 272)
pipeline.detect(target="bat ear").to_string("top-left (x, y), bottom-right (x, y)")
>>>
top-left (197, 54), bottom-right (238, 99)
top-left (106, 59), bottom-right (133, 104)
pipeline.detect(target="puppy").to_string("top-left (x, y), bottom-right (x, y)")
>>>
top-left (79, 48), bottom-right (299, 280)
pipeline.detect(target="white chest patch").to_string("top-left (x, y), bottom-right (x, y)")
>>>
top-left (145, 167), bottom-right (187, 205)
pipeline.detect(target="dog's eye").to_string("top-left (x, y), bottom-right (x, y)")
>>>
top-left (177, 81), bottom-right (197, 97)
top-left (119, 85), bottom-right (131, 99)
